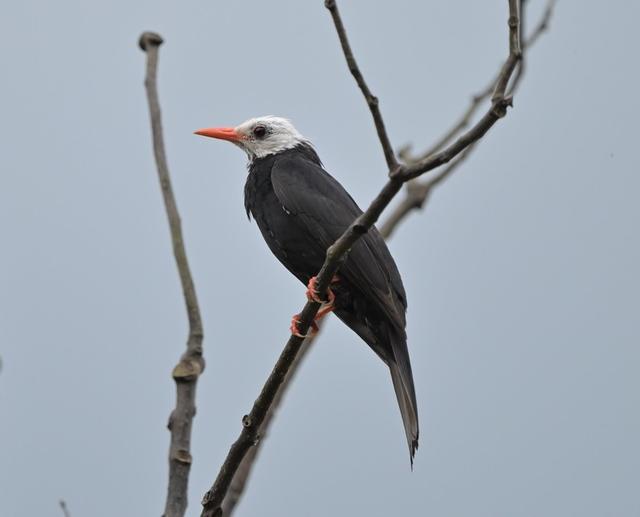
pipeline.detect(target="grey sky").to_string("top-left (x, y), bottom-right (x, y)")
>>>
top-left (1, 1), bottom-right (639, 516)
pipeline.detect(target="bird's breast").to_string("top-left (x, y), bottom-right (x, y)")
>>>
top-left (244, 167), bottom-right (324, 282)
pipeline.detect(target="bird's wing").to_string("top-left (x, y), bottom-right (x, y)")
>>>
top-left (271, 154), bottom-right (406, 329)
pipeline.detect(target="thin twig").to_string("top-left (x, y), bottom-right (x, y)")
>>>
top-left (379, 145), bottom-right (475, 239)
top-left (400, 0), bottom-right (553, 165)
top-left (200, 1), bottom-right (522, 515)
top-left (59, 500), bottom-right (71, 517)
top-left (508, 0), bottom-right (528, 98)
top-left (524, 0), bottom-right (556, 49)
top-left (325, 0), bottom-right (398, 170)
top-left (139, 32), bottom-right (205, 517)
top-left (394, 1), bottom-right (520, 182)
top-left (388, 0), bottom-right (554, 236)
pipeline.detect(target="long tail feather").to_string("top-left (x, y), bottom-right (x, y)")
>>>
top-left (389, 361), bottom-right (419, 465)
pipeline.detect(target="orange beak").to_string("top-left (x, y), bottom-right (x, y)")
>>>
top-left (194, 127), bottom-right (242, 142)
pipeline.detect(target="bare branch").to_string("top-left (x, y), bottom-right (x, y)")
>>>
top-left (379, 145), bottom-right (475, 239)
top-left (200, 1), bottom-right (522, 515)
top-left (524, 0), bottom-right (556, 49)
top-left (200, 300), bottom-right (329, 517)
top-left (59, 500), bottom-right (71, 517)
top-left (324, 0), bottom-right (398, 170)
top-left (139, 32), bottom-right (205, 517)
top-left (220, 335), bottom-right (317, 516)
top-left (394, 0), bottom-right (520, 182)
top-left (388, 0), bottom-right (555, 237)
top-left (401, 0), bottom-right (553, 164)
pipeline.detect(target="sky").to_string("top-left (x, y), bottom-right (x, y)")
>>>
top-left (1, 1), bottom-right (639, 516)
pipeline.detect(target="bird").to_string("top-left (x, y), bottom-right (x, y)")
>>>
top-left (195, 116), bottom-right (419, 463)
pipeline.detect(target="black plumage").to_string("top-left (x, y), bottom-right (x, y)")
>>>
top-left (244, 142), bottom-right (419, 461)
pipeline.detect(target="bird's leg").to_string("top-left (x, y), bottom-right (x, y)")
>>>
top-left (290, 314), bottom-right (319, 339)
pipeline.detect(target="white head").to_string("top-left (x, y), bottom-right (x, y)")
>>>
top-left (195, 116), bottom-right (309, 160)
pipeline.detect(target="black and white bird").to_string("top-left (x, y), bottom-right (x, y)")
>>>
top-left (196, 116), bottom-right (419, 462)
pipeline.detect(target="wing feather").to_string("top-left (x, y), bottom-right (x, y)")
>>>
top-left (271, 155), bottom-right (406, 329)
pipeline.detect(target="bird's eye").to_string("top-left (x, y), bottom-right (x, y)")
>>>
top-left (253, 125), bottom-right (267, 138)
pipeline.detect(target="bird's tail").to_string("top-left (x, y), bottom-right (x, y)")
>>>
top-left (388, 337), bottom-right (419, 466)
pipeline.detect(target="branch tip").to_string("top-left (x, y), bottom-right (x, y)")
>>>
top-left (139, 31), bottom-right (163, 51)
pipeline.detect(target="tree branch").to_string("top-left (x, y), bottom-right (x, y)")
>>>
top-left (379, 145), bottom-right (476, 239)
top-left (139, 32), bottom-right (205, 517)
top-left (59, 500), bottom-right (71, 517)
top-left (523, 0), bottom-right (556, 49)
top-left (395, 2), bottom-right (521, 182)
top-left (220, 335), bottom-right (317, 516)
top-left (387, 0), bottom-right (555, 237)
top-left (400, 0), bottom-right (554, 165)
top-left (324, 0), bottom-right (398, 170)
top-left (200, 1), bottom-right (522, 515)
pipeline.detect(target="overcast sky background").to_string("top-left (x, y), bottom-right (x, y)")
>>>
top-left (1, 1), bottom-right (639, 516)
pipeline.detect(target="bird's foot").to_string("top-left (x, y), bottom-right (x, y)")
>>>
top-left (290, 314), bottom-right (319, 339)
top-left (306, 275), bottom-right (339, 306)
top-left (292, 277), bottom-right (340, 338)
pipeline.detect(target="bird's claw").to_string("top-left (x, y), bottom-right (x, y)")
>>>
top-left (306, 275), bottom-right (338, 306)
top-left (290, 314), bottom-right (319, 339)
top-left (292, 276), bottom-right (339, 337)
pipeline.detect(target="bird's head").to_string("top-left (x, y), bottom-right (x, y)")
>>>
top-left (195, 116), bottom-right (308, 160)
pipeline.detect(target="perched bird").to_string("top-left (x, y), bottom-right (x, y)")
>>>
top-left (195, 116), bottom-right (419, 462)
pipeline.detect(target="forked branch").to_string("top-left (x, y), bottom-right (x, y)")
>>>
top-left (387, 0), bottom-right (555, 238)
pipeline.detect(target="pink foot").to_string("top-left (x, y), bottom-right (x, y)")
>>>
top-left (290, 313), bottom-right (319, 339)
top-left (305, 275), bottom-right (338, 305)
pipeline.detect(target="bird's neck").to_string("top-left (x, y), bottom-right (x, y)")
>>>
top-left (247, 142), bottom-right (322, 169)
